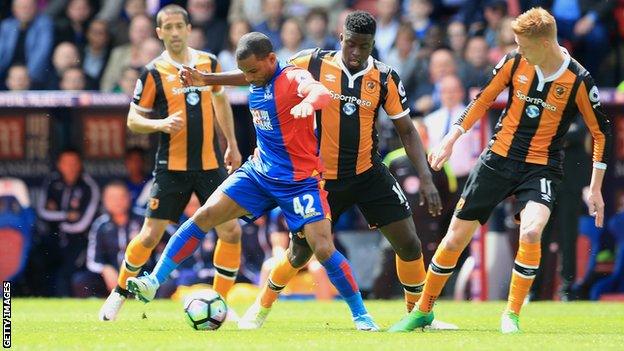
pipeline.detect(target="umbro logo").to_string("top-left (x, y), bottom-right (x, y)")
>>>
top-left (167, 74), bottom-right (176, 82)
top-left (324, 74), bottom-right (336, 82)
top-left (517, 75), bottom-right (528, 84)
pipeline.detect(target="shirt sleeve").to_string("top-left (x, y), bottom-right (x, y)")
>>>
top-left (131, 67), bottom-right (157, 113)
top-left (455, 52), bottom-right (517, 132)
top-left (288, 49), bottom-right (315, 70)
top-left (575, 73), bottom-right (611, 166)
top-left (383, 69), bottom-right (411, 119)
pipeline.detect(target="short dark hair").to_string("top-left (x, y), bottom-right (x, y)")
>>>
top-left (57, 147), bottom-right (82, 160)
top-left (235, 32), bottom-right (274, 60)
top-left (344, 10), bottom-right (376, 35)
top-left (156, 4), bottom-right (189, 27)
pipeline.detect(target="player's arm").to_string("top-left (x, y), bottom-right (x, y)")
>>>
top-left (576, 73), bottom-right (612, 228)
top-left (290, 69), bottom-right (331, 118)
top-left (212, 89), bottom-right (242, 174)
top-left (127, 68), bottom-right (184, 134)
top-left (384, 69), bottom-right (442, 215)
top-left (179, 66), bottom-right (248, 87)
top-left (430, 52), bottom-right (517, 171)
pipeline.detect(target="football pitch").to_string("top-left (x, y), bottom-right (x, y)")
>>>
top-left (10, 299), bottom-right (624, 350)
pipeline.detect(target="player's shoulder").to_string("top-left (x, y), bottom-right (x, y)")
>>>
top-left (372, 58), bottom-right (394, 75)
top-left (193, 48), bottom-right (219, 63)
top-left (566, 56), bottom-right (591, 81)
top-left (290, 48), bottom-right (336, 63)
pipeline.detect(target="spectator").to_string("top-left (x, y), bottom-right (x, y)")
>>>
top-left (228, 0), bottom-right (263, 27)
top-left (300, 7), bottom-right (337, 51)
top-left (550, 0), bottom-right (615, 83)
top-left (5, 64), bottom-right (31, 90)
top-left (276, 18), bottom-right (304, 62)
top-left (59, 66), bottom-right (87, 90)
top-left (482, 0), bottom-right (507, 48)
top-left (408, 48), bottom-right (457, 115)
top-left (446, 20), bottom-right (467, 60)
top-left (100, 14), bottom-right (153, 91)
top-left (386, 22), bottom-right (419, 80)
top-left (187, 0), bottom-right (227, 55)
top-left (422, 74), bottom-right (481, 189)
top-left (459, 36), bottom-right (491, 89)
top-left (123, 147), bottom-right (151, 212)
top-left (49, 41), bottom-right (81, 89)
top-left (374, 0), bottom-right (400, 61)
top-left (0, 0), bottom-right (54, 89)
top-left (112, 66), bottom-right (140, 96)
top-left (488, 16), bottom-right (516, 63)
top-left (108, 0), bottom-right (147, 47)
top-left (81, 19), bottom-right (111, 90)
top-left (254, 0), bottom-right (286, 50)
top-left (74, 181), bottom-right (144, 297)
top-left (218, 19), bottom-right (251, 72)
top-left (407, 0), bottom-right (434, 41)
top-left (137, 37), bottom-right (163, 66)
top-left (37, 149), bottom-right (101, 296)
top-left (54, 0), bottom-right (93, 47)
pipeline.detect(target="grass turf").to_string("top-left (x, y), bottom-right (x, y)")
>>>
top-left (10, 298), bottom-right (624, 350)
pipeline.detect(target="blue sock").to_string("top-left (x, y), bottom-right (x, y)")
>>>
top-left (153, 219), bottom-right (205, 284)
top-left (321, 250), bottom-right (367, 317)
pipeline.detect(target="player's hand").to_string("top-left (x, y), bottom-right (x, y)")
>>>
top-left (574, 15), bottom-right (595, 36)
top-left (586, 189), bottom-right (605, 228)
top-left (158, 111), bottom-right (184, 134)
top-left (428, 138), bottom-right (454, 171)
top-left (419, 178), bottom-right (443, 216)
top-left (224, 143), bottom-right (242, 174)
top-left (290, 101), bottom-right (314, 119)
top-left (179, 65), bottom-right (205, 87)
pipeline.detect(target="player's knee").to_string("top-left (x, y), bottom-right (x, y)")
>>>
top-left (442, 234), bottom-right (467, 252)
top-left (288, 246), bottom-right (312, 268)
top-left (216, 221), bottom-right (242, 243)
top-left (192, 205), bottom-right (218, 230)
top-left (310, 241), bottom-right (334, 262)
top-left (519, 227), bottom-right (542, 243)
top-left (139, 228), bottom-right (163, 248)
top-left (395, 236), bottom-right (422, 261)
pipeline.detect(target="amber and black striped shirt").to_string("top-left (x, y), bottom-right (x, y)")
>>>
top-left (456, 48), bottom-right (611, 169)
top-left (132, 48), bottom-right (224, 171)
top-left (289, 49), bottom-right (410, 180)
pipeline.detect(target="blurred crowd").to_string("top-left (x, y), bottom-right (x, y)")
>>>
top-left (0, 0), bottom-right (622, 98)
top-left (1, 0), bottom-right (623, 300)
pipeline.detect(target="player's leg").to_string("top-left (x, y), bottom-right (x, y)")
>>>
top-left (501, 169), bottom-right (560, 333)
top-left (100, 171), bottom-right (189, 321)
top-left (302, 218), bottom-right (378, 331)
top-left (389, 152), bottom-right (512, 332)
top-left (247, 187), bottom-right (351, 314)
top-left (195, 168), bottom-right (243, 299)
top-left (238, 239), bottom-right (313, 330)
top-left (127, 166), bottom-right (272, 302)
top-left (127, 190), bottom-right (247, 302)
top-left (502, 201), bottom-right (550, 333)
top-left (355, 165), bottom-right (427, 314)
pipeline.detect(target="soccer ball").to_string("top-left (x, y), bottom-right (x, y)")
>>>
top-left (183, 289), bottom-right (228, 330)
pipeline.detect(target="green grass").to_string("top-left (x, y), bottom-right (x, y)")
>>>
top-left (10, 298), bottom-right (624, 350)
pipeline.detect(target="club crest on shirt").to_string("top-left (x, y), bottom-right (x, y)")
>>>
top-left (554, 84), bottom-right (566, 98)
top-left (264, 83), bottom-right (273, 100)
top-left (365, 80), bottom-right (377, 94)
top-left (149, 198), bottom-right (159, 210)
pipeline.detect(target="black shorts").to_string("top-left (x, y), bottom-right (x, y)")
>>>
top-left (145, 168), bottom-right (228, 222)
top-left (326, 163), bottom-right (412, 228)
top-left (455, 151), bottom-right (563, 224)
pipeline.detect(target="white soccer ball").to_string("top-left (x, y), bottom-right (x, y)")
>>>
top-left (183, 289), bottom-right (228, 330)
